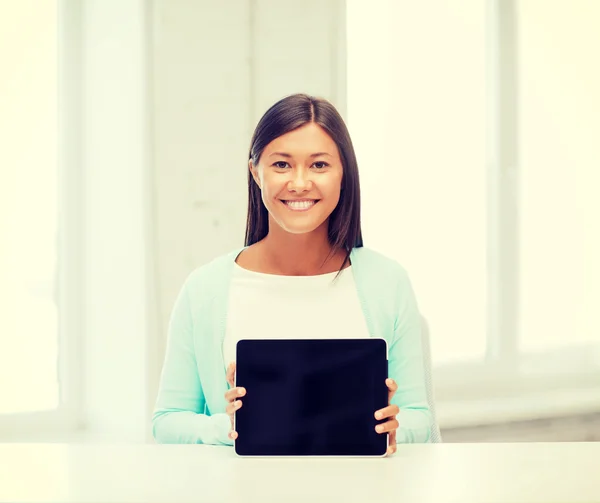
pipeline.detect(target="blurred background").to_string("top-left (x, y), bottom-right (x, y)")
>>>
top-left (0, 0), bottom-right (599, 444)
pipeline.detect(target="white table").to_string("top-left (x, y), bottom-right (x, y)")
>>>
top-left (0, 442), bottom-right (599, 503)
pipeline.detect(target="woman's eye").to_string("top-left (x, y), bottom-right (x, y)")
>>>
top-left (274, 161), bottom-right (289, 169)
top-left (313, 161), bottom-right (329, 169)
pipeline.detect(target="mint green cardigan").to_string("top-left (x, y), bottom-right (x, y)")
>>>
top-left (152, 246), bottom-right (432, 445)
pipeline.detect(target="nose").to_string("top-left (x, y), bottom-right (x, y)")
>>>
top-left (288, 167), bottom-right (312, 193)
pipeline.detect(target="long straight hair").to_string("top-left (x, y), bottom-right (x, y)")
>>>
top-left (245, 94), bottom-right (363, 270)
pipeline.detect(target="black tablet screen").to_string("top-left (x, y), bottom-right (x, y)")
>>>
top-left (234, 338), bottom-right (389, 456)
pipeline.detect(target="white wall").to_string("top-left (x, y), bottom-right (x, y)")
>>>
top-left (150, 0), bottom-right (346, 407)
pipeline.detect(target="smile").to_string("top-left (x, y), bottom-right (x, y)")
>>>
top-left (280, 199), bottom-right (319, 212)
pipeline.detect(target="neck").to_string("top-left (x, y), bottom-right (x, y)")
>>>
top-left (260, 223), bottom-right (345, 276)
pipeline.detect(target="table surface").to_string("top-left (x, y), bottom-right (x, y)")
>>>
top-left (1, 442), bottom-right (599, 503)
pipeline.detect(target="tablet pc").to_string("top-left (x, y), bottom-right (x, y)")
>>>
top-left (234, 338), bottom-right (389, 457)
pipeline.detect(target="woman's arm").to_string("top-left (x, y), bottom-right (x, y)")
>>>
top-left (152, 281), bottom-right (231, 445)
top-left (388, 268), bottom-right (432, 443)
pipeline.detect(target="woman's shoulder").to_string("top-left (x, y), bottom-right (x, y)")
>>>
top-left (351, 246), bottom-right (410, 280)
top-left (351, 247), bottom-right (418, 319)
top-left (181, 247), bottom-right (242, 292)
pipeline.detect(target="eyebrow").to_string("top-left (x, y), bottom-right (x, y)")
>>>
top-left (269, 152), bottom-right (332, 158)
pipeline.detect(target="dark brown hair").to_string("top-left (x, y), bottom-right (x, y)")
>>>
top-left (245, 93), bottom-right (363, 269)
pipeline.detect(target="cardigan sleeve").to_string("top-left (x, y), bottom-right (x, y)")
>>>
top-left (152, 281), bottom-right (232, 445)
top-left (388, 268), bottom-right (433, 443)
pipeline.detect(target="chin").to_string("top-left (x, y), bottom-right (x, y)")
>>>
top-left (281, 226), bottom-right (322, 235)
top-left (277, 217), bottom-right (329, 236)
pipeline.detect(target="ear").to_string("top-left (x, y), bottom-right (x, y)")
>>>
top-left (249, 160), bottom-right (261, 189)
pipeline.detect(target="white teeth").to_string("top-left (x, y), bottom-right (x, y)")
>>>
top-left (284, 200), bottom-right (316, 210)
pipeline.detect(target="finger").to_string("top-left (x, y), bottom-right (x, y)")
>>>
top-left (374, 404), bottom-right (400, 420)
top-left (386, 430), bottom-right (397, 456)
top-left (386, 378), bottom-right (398, 403)
top-left (375, 418), bottom-right (399, 434)
top-left (225, 399), bottom-right (242, 416)
top-left (226, 362), bottom-right (236, 388)
top-left (224, 387), bottom-right (246, 402)
top-left (229, 430), bottom-right (238, 440)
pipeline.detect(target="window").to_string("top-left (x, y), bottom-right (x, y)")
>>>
top-left (0, 0), bottom-right (80, 434)
top-left (0, 1), bottom-right (59, 414)
top-left (347, 0), bottom-right (600, 412)
top-left (517, 0), bottom-right (600, 356)
top-left (347, 0), bottom-right (487, 367)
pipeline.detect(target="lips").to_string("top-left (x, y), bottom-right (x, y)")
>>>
top-left (280, 199), bottom-right (319, 211)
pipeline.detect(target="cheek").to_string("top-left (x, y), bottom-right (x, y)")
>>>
top-left (259, 174), bottom-right (281, 200)
top-left (259, 176), bottom-right (288, 211)
top-left (322, 174), bottom-right (343, 202)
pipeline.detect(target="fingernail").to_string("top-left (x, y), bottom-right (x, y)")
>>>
top-left (238, 388), bottom-right (244, 395)
top-left (375, 412), bottom-right (382, 419)
top-left (376, 425), bottom-right (384, 433)
top-left (235, 401), bottom-right (242, 408)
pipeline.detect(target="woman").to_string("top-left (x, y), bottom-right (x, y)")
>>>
top-left (152, 93), bottom-right (432, 453)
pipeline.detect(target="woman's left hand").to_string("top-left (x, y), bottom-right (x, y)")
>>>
top-left (374, 378), bottom-right (400, 456)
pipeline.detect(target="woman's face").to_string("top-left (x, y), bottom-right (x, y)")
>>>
top-left (250, 123), bottom-right (343, 236)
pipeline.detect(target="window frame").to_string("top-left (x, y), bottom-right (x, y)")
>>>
top-left (436, 0), bottom-right (600, 424)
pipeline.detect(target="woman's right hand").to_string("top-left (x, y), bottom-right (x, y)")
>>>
top-left (224, 362), bottom-right (245, 441)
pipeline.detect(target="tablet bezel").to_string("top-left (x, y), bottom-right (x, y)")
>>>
top-left (233, 338), bottom-right (389, 458)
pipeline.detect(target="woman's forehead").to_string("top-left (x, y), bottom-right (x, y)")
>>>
top-left (263, 124), bottom-right (338, 157)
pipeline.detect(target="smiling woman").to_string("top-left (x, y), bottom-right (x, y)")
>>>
top-left (252, 124), bottom-right (342, 233)
top-left (152, 94), bottom-right (435, 453)
top-left (243, 94), bottom-right (362, 277)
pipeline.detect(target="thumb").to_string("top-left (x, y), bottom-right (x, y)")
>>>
top-left (226, 362), bottom-right (236, 388)
top-left (386, 378), bottom-right (398, 404)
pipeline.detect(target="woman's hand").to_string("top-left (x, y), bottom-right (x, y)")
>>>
top-left (224, 362), bottom-right (245, 441)
top-left (374, 378), bottom-right (400, 456)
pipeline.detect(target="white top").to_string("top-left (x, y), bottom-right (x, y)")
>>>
top-left (222, 264), bottom-right (371, 366)
top-left (1, 443), bottom-right (599, 503)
